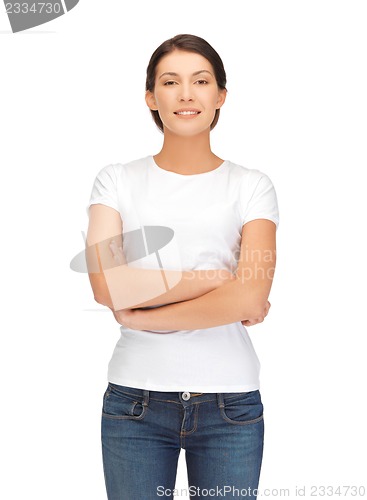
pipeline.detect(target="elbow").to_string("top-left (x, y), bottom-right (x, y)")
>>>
top-left (255, 295), bottom-right (270, 316)
top-left (94, 294), bottom-right (102, 304)
top-left (239, 295), bottom-right (269, 320)
top-left (94, 294), bottom-right (113, 309)
top-left (88, 271), bottom-right (114, 309)
top-left (253, 302), bottom-right (268, 319)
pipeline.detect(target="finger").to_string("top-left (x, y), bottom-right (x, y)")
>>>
top-left (243, 319), bottom-right (256, 326)
top-left (109, 240), bottom-right (117, 254)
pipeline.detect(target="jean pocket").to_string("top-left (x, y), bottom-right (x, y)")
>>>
top-left (219, 390), bottom-right (264, 426)
top-left (102, 383), bottom-right (148, 420)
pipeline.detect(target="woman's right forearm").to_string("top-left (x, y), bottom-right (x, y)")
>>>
top-left (87, 237), bottom-right (235, 311)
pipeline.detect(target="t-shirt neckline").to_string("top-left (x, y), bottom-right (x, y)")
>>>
top-left (148, 155), bottom-right (229, 177)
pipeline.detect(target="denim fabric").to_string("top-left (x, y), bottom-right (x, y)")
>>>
top-left (101, 383), bottom-right (264, 499)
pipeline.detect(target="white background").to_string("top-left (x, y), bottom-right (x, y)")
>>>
top-left (1, 1), bottom-right (366, 498)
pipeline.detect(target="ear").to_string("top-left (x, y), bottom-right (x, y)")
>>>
top-left (216, 88), bottom-right (227, 110)
top-left (145, 90), bottom-right (158, 111)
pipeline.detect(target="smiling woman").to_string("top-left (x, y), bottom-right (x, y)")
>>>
top-left (145, 35), bottom-right (228, 138)
top-left (85, 33), bottom-right (279, 500)
top-left (145, 51), bottom-right (226, 143)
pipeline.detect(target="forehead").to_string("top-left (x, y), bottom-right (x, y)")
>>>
top-left (156, 50), bottom-right (213, 74)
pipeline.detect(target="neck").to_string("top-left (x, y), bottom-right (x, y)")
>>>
top-left (153, 128), bottom-right (223, 173)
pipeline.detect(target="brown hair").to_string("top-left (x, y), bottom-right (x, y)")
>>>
top-left (145, 34), bottom-right (228, 133)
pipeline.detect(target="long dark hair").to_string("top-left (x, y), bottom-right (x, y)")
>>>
top-left (145, 34), bottom-right (228, 133)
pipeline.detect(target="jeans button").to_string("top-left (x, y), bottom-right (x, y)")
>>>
top-left (182, 392), bottom-right (191, 401)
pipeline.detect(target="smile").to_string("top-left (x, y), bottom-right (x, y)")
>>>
top-left (174, 111), bottom-right (201, 119)
top-left (174, 111), bottom-right (200, 115)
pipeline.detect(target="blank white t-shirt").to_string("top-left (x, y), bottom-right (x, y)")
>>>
top-left (87, 155), bottom-right (279, 392)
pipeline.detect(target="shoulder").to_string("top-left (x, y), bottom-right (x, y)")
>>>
top-left (97, 156), bottom-right (149, 180)
top-left (227, 160), bottom-right (274, 188)
top-left (228, 160), bottom-right (279, 221)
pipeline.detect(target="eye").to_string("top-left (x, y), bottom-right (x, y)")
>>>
top-left (163, 79), bottom-right (209, 86)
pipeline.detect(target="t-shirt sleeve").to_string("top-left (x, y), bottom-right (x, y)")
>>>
top-left (241, 170), bottom-right (280, 229)
top-left (86, 164), bottom-right (119, 216)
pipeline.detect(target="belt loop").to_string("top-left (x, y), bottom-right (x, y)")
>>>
top-left (217, 392), bottom-right (224, 408)
top-left (143, 389), bottom-right (150, 407)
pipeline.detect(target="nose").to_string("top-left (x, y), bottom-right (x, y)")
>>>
top-left (178, 83), bottom-right (195, 102)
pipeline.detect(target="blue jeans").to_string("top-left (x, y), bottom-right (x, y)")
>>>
top-left (101, 383), bottom-right (264, 499)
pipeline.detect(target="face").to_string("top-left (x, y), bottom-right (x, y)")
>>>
top-left (145, 50), bottom-right (227, 136)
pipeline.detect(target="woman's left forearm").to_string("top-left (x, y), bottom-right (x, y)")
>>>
top-left (128, 278), bottom-right (265, 331)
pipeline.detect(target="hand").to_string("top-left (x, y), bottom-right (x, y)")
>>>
top-left (109, 239), bottom-right (125, 266)
top-left (241, 300), bottom-right (271, 327)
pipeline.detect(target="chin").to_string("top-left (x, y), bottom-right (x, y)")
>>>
top-left (166, 123), bottom-right (211, 137)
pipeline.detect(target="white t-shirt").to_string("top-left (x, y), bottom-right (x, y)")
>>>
top-left (86, 155), bottom-right (279, 392)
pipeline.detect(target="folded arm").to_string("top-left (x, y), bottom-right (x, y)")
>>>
top-left (121, 219), bottom-right (277, 331)
top-left (86, 204), bottom-right (235, 310)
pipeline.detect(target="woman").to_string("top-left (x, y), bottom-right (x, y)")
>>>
top-left (86, 34), bottom-right (279, 500)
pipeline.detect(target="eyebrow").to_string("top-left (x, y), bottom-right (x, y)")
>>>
top-left (158, 70), bottom-right (213, 79)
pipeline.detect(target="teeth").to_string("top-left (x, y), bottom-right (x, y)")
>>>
top-left (176, 111), bottom-right (199, 115)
